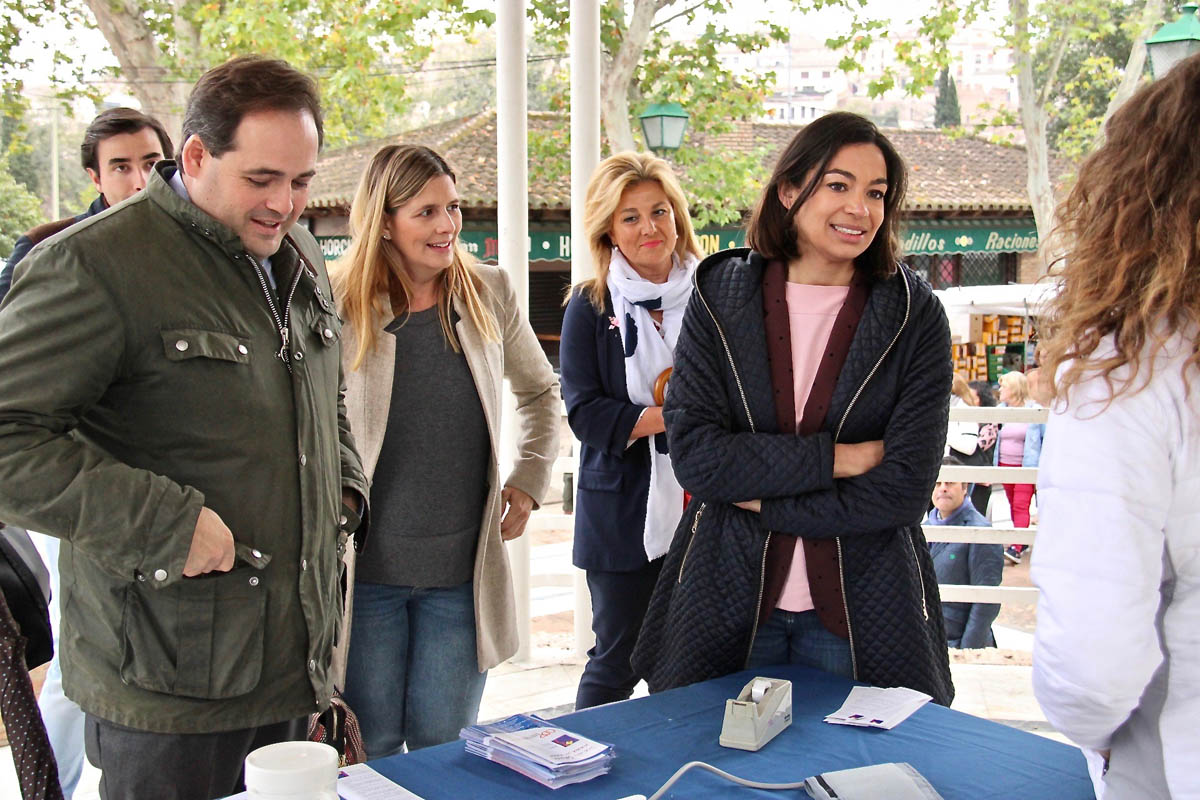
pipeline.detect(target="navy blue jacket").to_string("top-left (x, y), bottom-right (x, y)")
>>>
top-left (560, 289), bottom-right (654, 571)
top-left (0, 196), bottom-right (108, 302)
top-left (632, 249), bottom-right (954, 705)
top-left (926, 499), bottom-right (1003, 649)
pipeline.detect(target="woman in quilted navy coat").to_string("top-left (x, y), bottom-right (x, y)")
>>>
top-left (632, 112), bottom-right (954, 704)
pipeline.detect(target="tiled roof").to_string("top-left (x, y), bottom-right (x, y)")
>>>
top-left (309, 110), bottom-right (1065, 214)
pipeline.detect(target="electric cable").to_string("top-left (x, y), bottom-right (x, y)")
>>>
top-left (645, 760), bottom-right (809, 800)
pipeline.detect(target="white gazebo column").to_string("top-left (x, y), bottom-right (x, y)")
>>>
top-left (570, 0), bottom-right (601, 659)
top-left (497, 0), bottom-right (532, 663)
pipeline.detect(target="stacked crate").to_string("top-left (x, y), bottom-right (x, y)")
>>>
top-left (951, 314), bottom-right (1029, 382)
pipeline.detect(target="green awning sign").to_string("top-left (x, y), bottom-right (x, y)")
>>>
top-left (901, 225), bottom-right (1038, 255)
top-left (315, 220), bottom-right (1038, 262)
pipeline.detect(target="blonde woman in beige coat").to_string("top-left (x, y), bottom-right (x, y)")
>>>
top-left (331, 144), bottom-right (559, 756)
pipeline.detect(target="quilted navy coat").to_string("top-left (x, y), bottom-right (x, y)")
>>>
top-left (632, 249), bottom-right (955, 705)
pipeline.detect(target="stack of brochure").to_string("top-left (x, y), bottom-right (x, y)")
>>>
top-left (459, 714), bottom-right (615, 789)
top-left (824, 686), bottom-right (932, 730)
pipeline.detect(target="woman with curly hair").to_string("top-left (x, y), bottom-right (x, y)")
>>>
top-left (1031, 53), bottom-right (1200, 799)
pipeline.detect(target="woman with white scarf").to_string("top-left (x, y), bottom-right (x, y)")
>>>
top-left (560, 152), bottom-right (703, 709)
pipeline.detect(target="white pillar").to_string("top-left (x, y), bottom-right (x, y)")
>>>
top-left (570, 0), bottom-right (601, 659)
top-left (571, 0), bottom-right (601, 287)
top-left (497, 0), bottom-right (532, 664)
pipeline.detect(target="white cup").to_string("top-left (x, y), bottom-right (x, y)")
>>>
top-left (244, 741), bottom-right (339, 799)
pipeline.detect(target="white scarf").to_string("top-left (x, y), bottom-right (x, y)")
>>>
top-left (606, 247), bottom-right (699, 560)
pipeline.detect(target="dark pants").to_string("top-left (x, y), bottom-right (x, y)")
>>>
top-left (576, 558), bottom-right (663, 710)
top-left (84, 713), bottom-right (307, 800)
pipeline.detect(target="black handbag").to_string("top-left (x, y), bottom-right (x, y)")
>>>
top-left (0, 522), bottom-right (53, 669)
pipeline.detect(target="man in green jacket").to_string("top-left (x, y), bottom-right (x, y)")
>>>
top-left (0, 55), bottom-right (368, 799)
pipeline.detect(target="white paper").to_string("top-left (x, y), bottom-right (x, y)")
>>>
top-left (336, 763), bottom-right (426, 800)
top-left (824, 686), bottom-right (932, 730)
top-left (488, 726), bottom-right (610, 766)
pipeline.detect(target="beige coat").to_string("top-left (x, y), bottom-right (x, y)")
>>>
top-left (339, 263), bottom-right (560, 673)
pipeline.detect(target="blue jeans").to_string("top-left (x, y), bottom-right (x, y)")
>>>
top-left (342, 580), bottom-right (486, 757)
top-left (746, 609), bottom-right (854, 678)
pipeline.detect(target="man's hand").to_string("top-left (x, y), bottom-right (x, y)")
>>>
top-left (734, 499), bottom-right (762, 513)
top-left (833, 440), bottom-right (885, 479)
top-left (500, 486), bottom-right (535, 541)
top-left (183, 506), bottom-right (236, 577)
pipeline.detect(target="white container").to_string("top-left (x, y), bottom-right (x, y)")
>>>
top-left (244, 741), bottom-right (339, 800)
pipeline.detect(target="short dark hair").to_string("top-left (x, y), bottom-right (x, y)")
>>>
top-left (746, 112), bottom-right (907, 281)
top-left (181, 55), bottom-right (323, 159)
top-left (969, 380), bottom-right (997, 407)
top-left (940, 455), bottom-right (968, 488)
top-left (80, 107), bottom-right (174, 173)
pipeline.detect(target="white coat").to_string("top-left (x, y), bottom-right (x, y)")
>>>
top-left (1033, 331), bottom-right (1200, 799)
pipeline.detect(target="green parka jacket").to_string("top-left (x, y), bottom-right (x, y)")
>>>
top-left (0, 162), bottom-right (368, 733)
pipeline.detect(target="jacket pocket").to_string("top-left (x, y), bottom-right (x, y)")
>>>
top-left (310, 313), bottom-right (342, 348)
top-left (577, 467), bottom-right (622, 493)
top-left (120, 567), bottom-right (267, 699)
top-left (160, 328), bottom-right (251, 364)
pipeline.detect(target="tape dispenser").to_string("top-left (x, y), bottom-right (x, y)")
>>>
top-left (719, 677), bottom-right (793, 751)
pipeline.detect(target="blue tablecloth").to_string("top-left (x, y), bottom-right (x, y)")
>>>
top-left (368, 664), bottom-right (1095, 799)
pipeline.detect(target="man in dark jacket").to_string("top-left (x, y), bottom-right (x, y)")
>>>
top-left (926, 456), bottom-right (1003, 649)
top-left (0, 106), bottom-right (174, 301)
top-left (0, 56), bottom-right (368, 799)
top-left (0, 105), bottom-right (173, 799)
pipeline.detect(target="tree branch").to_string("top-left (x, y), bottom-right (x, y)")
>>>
top-left (1035, 22), bottom-right (1071, 108)
top-left (651, 0), bottom-right (707, 30)
top-left (1094, 1), bottom-right (1164, 149)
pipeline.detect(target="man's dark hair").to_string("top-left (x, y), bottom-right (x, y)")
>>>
top-left (80, 108), bottom-right (174, 173)
top-left (181, 55), bottom-right (323, 160)
top-left (969, 380), bottom-right (997, 407)
top-left (940, 455), bottom-right (968, 489)
top-left (746, 111), bottom-right (907, 281)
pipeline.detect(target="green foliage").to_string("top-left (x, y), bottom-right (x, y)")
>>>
top-left (0, 154), bottom-right (45, 255)
top-left (525, 0), bottom-right (796, 226)
top-left (191, 0), bottom-right (494, 145)
top-left (0, 110), bottom-right (94, 218)
top-left (671, 144), bottom-right (768, 229)
top-left (812, 0), bottom-right (1155, 153)
top-left (0, 0), bottom-right (495, 147)
top-left (1040, 0), bottom-right (1153, 158)
top-left (934, 68), bottom-right (961, 127)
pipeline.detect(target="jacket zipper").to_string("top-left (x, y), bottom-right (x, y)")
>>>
top-left (694, 275), bottom-right (770, 667)
top-left (677, 502), bottom-right (706, 584)
top-left (906, 531), bottom-right (929, 620)
top-left (247, 254), bottom-right (304, 373)
top-left (830, 269), bottom-right (914, 678)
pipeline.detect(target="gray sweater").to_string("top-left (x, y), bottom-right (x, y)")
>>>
top-left (357, 307), bottom-right (489, 587)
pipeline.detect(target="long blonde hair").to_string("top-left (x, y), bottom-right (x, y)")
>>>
top-left (951, 372), bottom-right (977, 406)
top-left (1040, 52), bottom-right (1200, 404)
top-left (331, 144), bottom-right (499, 370)
top-left (573, 152), bottom-right (703, 310)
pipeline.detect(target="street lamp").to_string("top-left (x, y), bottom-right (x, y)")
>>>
top-left (638, 102), bottom-right (689, 156)
top-left (1146, 3), bottom-right (1200, 79)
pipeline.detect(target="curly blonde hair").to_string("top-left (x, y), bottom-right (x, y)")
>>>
top-left (1040, 53), bottom-right (1200, 405)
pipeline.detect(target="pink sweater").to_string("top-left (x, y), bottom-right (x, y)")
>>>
top-left (777, 282), bottom-right (850, 612)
